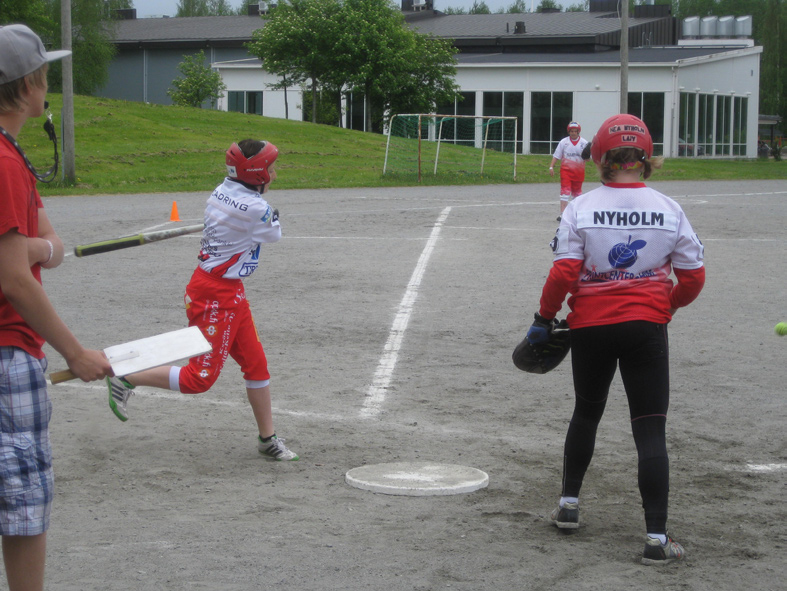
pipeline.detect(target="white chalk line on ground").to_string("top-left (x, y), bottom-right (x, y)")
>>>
top-left (52, 382), bottom-right (784, 475)
top-left (360, 206), bottom-right (452, 420)
top-left (745, 463), bottom-right (787, 473)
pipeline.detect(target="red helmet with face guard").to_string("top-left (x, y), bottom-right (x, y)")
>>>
top-left (225, 141), bottom-right (278, 186)
top-left (590, 114), bottom-right (653, 165)
top-left (567, 121), bottom-right (581, 132)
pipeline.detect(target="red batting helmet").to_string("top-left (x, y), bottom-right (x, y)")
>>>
top-left (567, 121), bottom-right (581, 132)
top-left (590, 114), bottom-right (653, 165)
top-left (225, 141), bottom-right (278, 186)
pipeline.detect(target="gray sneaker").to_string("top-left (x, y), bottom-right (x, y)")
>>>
top-left (258, 435), bottom-right (299, 461)
top-left (641, 534), bottom-right (685, 565)
top-left (107, 376), bottom-right (134, 422)
top-left (550, 502), bottom-right (579, 529)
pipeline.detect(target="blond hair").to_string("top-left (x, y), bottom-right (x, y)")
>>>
top-left (599, 147), bottom-right (663, 182)
top-left (0, 65), bottom-right (48, 114)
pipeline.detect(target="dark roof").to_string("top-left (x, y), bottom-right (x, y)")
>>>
top-left (455, 45), bottom-right (753, 65)
top-left (111, 15), bottom-right (263, 47)
top-left (408, 12), bottom-right (664, 39)
top-left (109, 11), bottom-right (664, 49)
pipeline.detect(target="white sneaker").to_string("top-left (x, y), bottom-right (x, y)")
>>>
top-left (107, 376), bottom-right (134, 422)
top-left (258, 435), bottom-right (299, 461)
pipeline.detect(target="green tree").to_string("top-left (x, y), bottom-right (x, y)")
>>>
top-left (167, 50), bottom-right (227, 108)
top-left (246, 0), bottom-right (343, 124)
top-left (441, 7), bottom-right (468, 14)
top-left (671, 1), bottom-right (786, 133)
top-left (211, 0), bottom-right (236, 16)
top-left (177, 0), bottom-right (211, 16)
top-left (537, 0), bottom-right (561, 11)
top-left (566, 1), bottom-right (588, 11)
top-left (380, 30), bottom-right (460, 128)
top-left (0, 0), bottom-right (55, 35)
top-left (334, 0), bottom-right (459, 132)
top-left (507, 0), bottom-right (529, 13)
top-left (46, 0), bottom-right (117, 95)
top-left (469, 1), bottom-right (492, 14)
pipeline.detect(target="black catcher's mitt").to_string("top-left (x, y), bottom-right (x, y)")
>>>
top-left (512, 317), bottom-right (571, 374)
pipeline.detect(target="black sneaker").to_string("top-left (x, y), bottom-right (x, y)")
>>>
top-left (641, 534), bottom-right (685, 565)
top-left (556, 215), bottom-right (562, 222)
top-left (550, 502), bottom-right (579, 529)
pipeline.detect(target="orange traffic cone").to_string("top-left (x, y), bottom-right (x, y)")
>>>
top-left (170, 201), bottom-right (180, 222)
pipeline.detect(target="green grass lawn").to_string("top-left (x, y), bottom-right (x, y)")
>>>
top-left (16, 94), bottom-right (787, 197)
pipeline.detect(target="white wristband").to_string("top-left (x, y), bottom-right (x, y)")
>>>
top-left (44, 240), bottom-right (54, 264)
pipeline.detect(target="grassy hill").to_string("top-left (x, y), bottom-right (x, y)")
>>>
top-left (16, 94), bottom-right (786, 196)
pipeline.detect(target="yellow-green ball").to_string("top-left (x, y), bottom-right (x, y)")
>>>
top-left (775, 322), bottom-right (787, 336)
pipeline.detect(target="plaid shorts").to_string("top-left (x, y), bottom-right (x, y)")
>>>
top-left (0, 347), bottom-right (53, 536)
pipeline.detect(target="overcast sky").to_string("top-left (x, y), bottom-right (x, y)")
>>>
top-left (130, 0), bottom-right (581, 18)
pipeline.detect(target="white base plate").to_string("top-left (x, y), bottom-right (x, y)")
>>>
top-left (345, 462), bottom-right (489, 496)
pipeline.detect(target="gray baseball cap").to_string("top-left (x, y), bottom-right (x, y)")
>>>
top-left (0, 24), bottom-right (71, 85)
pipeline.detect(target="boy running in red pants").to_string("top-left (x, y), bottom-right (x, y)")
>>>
top-left (107, 139), bottom-right (298, 461)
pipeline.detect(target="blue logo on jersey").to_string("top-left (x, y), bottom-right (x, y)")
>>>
top-left (261, 206), bottom-right (272, 223)
top-left (608, 235), bottom-right (647, 269)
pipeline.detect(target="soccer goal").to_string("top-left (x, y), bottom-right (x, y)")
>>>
top-left (383, 114), bottom-right (518, 181)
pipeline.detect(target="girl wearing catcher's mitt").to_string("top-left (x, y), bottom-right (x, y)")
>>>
top-left (528, 114), bottom-right (705, 565)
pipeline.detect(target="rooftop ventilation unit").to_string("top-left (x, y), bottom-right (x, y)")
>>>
top-left (735, 16), bottom-right (753, 37)
top-left (682, 16), bottom-right (700, 38)
top-left (717, 16), bottom-right (734, 37)
top-left (700, 16), bottom-right (718, 38)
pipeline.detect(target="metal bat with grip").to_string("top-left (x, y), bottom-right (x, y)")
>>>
top-left (74, 224), bottom-right (204, 257)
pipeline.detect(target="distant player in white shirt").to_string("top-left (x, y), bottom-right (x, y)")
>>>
top-left (549, 121), bottom-right (589, 221)
top-left (106, 139), bottom-right (299, 461)
top-left (525, 114), bottom-right (705, 565)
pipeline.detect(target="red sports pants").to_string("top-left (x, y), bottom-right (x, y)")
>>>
top-left (178, 268), bottom-right (269, 394)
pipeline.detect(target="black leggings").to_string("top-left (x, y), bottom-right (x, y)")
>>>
top-left (563, 321), bottom-right (670, 534)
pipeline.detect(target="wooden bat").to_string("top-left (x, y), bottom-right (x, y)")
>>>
top-left (49, 327), bottom-right (211, 384)
top-left (74, 224), bottom-right (204, 257)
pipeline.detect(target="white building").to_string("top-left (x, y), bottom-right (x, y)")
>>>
top-left (103, 3), bottom-right (762, 158)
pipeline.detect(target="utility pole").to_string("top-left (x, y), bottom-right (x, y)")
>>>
top-left (619, 0), bottom-right (629, 114)
top-left (61, 0), bottom-right (76, 183)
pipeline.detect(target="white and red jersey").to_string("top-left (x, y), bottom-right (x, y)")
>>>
top-left (540, 182), bottom-right (705, 328)
top-left (553, 136), bottom-right (589, 179)
top-left (197, 178), bottom-right (281, 280)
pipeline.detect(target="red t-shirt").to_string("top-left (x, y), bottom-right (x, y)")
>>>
top-left (0, 136), bottom-right (46, 358)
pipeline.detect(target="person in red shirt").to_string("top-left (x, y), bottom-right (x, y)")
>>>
top-left (0, 24), bottom-right (112, 591)
top-left (528, 114), bottom-right (705, 565)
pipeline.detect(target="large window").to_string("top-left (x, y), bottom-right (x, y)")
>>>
top-left (436, 92), bottom-right (477, 148)
top-left (698, 94), bottom-right (715, 156)
top-left (684, 93), bottom-right (747, 157)
top-left (678, 92), bottom-right (699, 156)
top-left (228, 90), bottom-right (263, 115)
top-left (715, 95), bottom-right (732, 156)
top-left (628, 92), bottom-right (664, 156)
top-left (345, 92), bottom-right (365, 131)
top-left (530, 92), bottom-right (573, 155)
top-left (483, 91), bottom-right (523, 153)
top-left (733, 96), bottom-right (748, 156)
